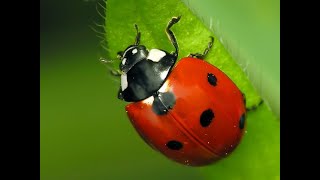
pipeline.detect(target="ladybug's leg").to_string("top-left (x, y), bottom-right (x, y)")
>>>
top-left (242, 92), bottom-right (264, 112)
top-left (189, 36), bottom-right (214, 59)
top-left (246, 99), bottom-right (264, 111)
top-left (118, 89), bottom-right (124, 100)
top-left (100, 57), bottom-right (122, 76)
top-left (166, 16), bottom-right (181, 58)
top-left (110, 69), bottom-right (122, 76)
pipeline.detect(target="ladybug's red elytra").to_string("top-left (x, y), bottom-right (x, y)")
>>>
top-left (111, 16), bottom-right (250, 166)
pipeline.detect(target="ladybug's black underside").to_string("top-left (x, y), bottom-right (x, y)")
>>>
top-left (119, 51), bottom-right (177, 102)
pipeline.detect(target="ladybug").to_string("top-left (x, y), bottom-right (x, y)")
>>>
top-left (113, 16), bottom-right (248, 166)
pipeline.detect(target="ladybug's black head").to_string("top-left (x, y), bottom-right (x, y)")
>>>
top-left (118, 45), bottom-right (148, 73)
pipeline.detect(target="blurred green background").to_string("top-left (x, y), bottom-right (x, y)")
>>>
top-left (41, 0), bottom-right (279, 179)
top-left (40, 0), bottom-right (204, 179)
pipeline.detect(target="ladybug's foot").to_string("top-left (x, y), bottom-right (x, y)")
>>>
top-left (246, 99), bottom-right (264, 112)
top-left (110, 69), bottom-right (122, 76)
top-left (189, 36), bottom-right (214, 60)
top-left (189, 53), bottom-right (205, 59)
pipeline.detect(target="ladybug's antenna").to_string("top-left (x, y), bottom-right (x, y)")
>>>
top-left (134, 24), bottom-right (141, 45)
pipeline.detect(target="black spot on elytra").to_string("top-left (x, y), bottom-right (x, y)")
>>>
top-left (166, 140), bottom-right (183, 150)
top-left (207, 73), bottom-right (217, 86)
top-left (200, 109), bottom-right (214, 127)
top-left (239, 114), bottom-right (246, 129)
top-left (152, 91), bottom-right (176, 115)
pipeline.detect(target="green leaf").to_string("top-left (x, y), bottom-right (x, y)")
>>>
top-left (102, 0), bottom-right (279, 179)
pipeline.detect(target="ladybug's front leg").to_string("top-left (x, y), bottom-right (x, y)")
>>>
top-left (100, 57), bottom-right (122, 76)
top-left (166, 16), bottom-right (181, 58)
top-left (189, 36), bottom-right (214, 60)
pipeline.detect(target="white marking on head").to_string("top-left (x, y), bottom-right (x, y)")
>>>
top-left (132, 48), bottom-right (138, 55)
top-left (147, 49), bottom-right (166, 62)
top-left (142, 96), bottom-right (154, 105)
top-left (122, 58), bottom-right (127, 65)
top-left (123, 46), bottom-right (135, 56)
top-left (121, 74), bottom-right (128, 91)
top-left (159, 69), bottom-right (169, 80)
top-left (158, 80), bottom-right (170, 93)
